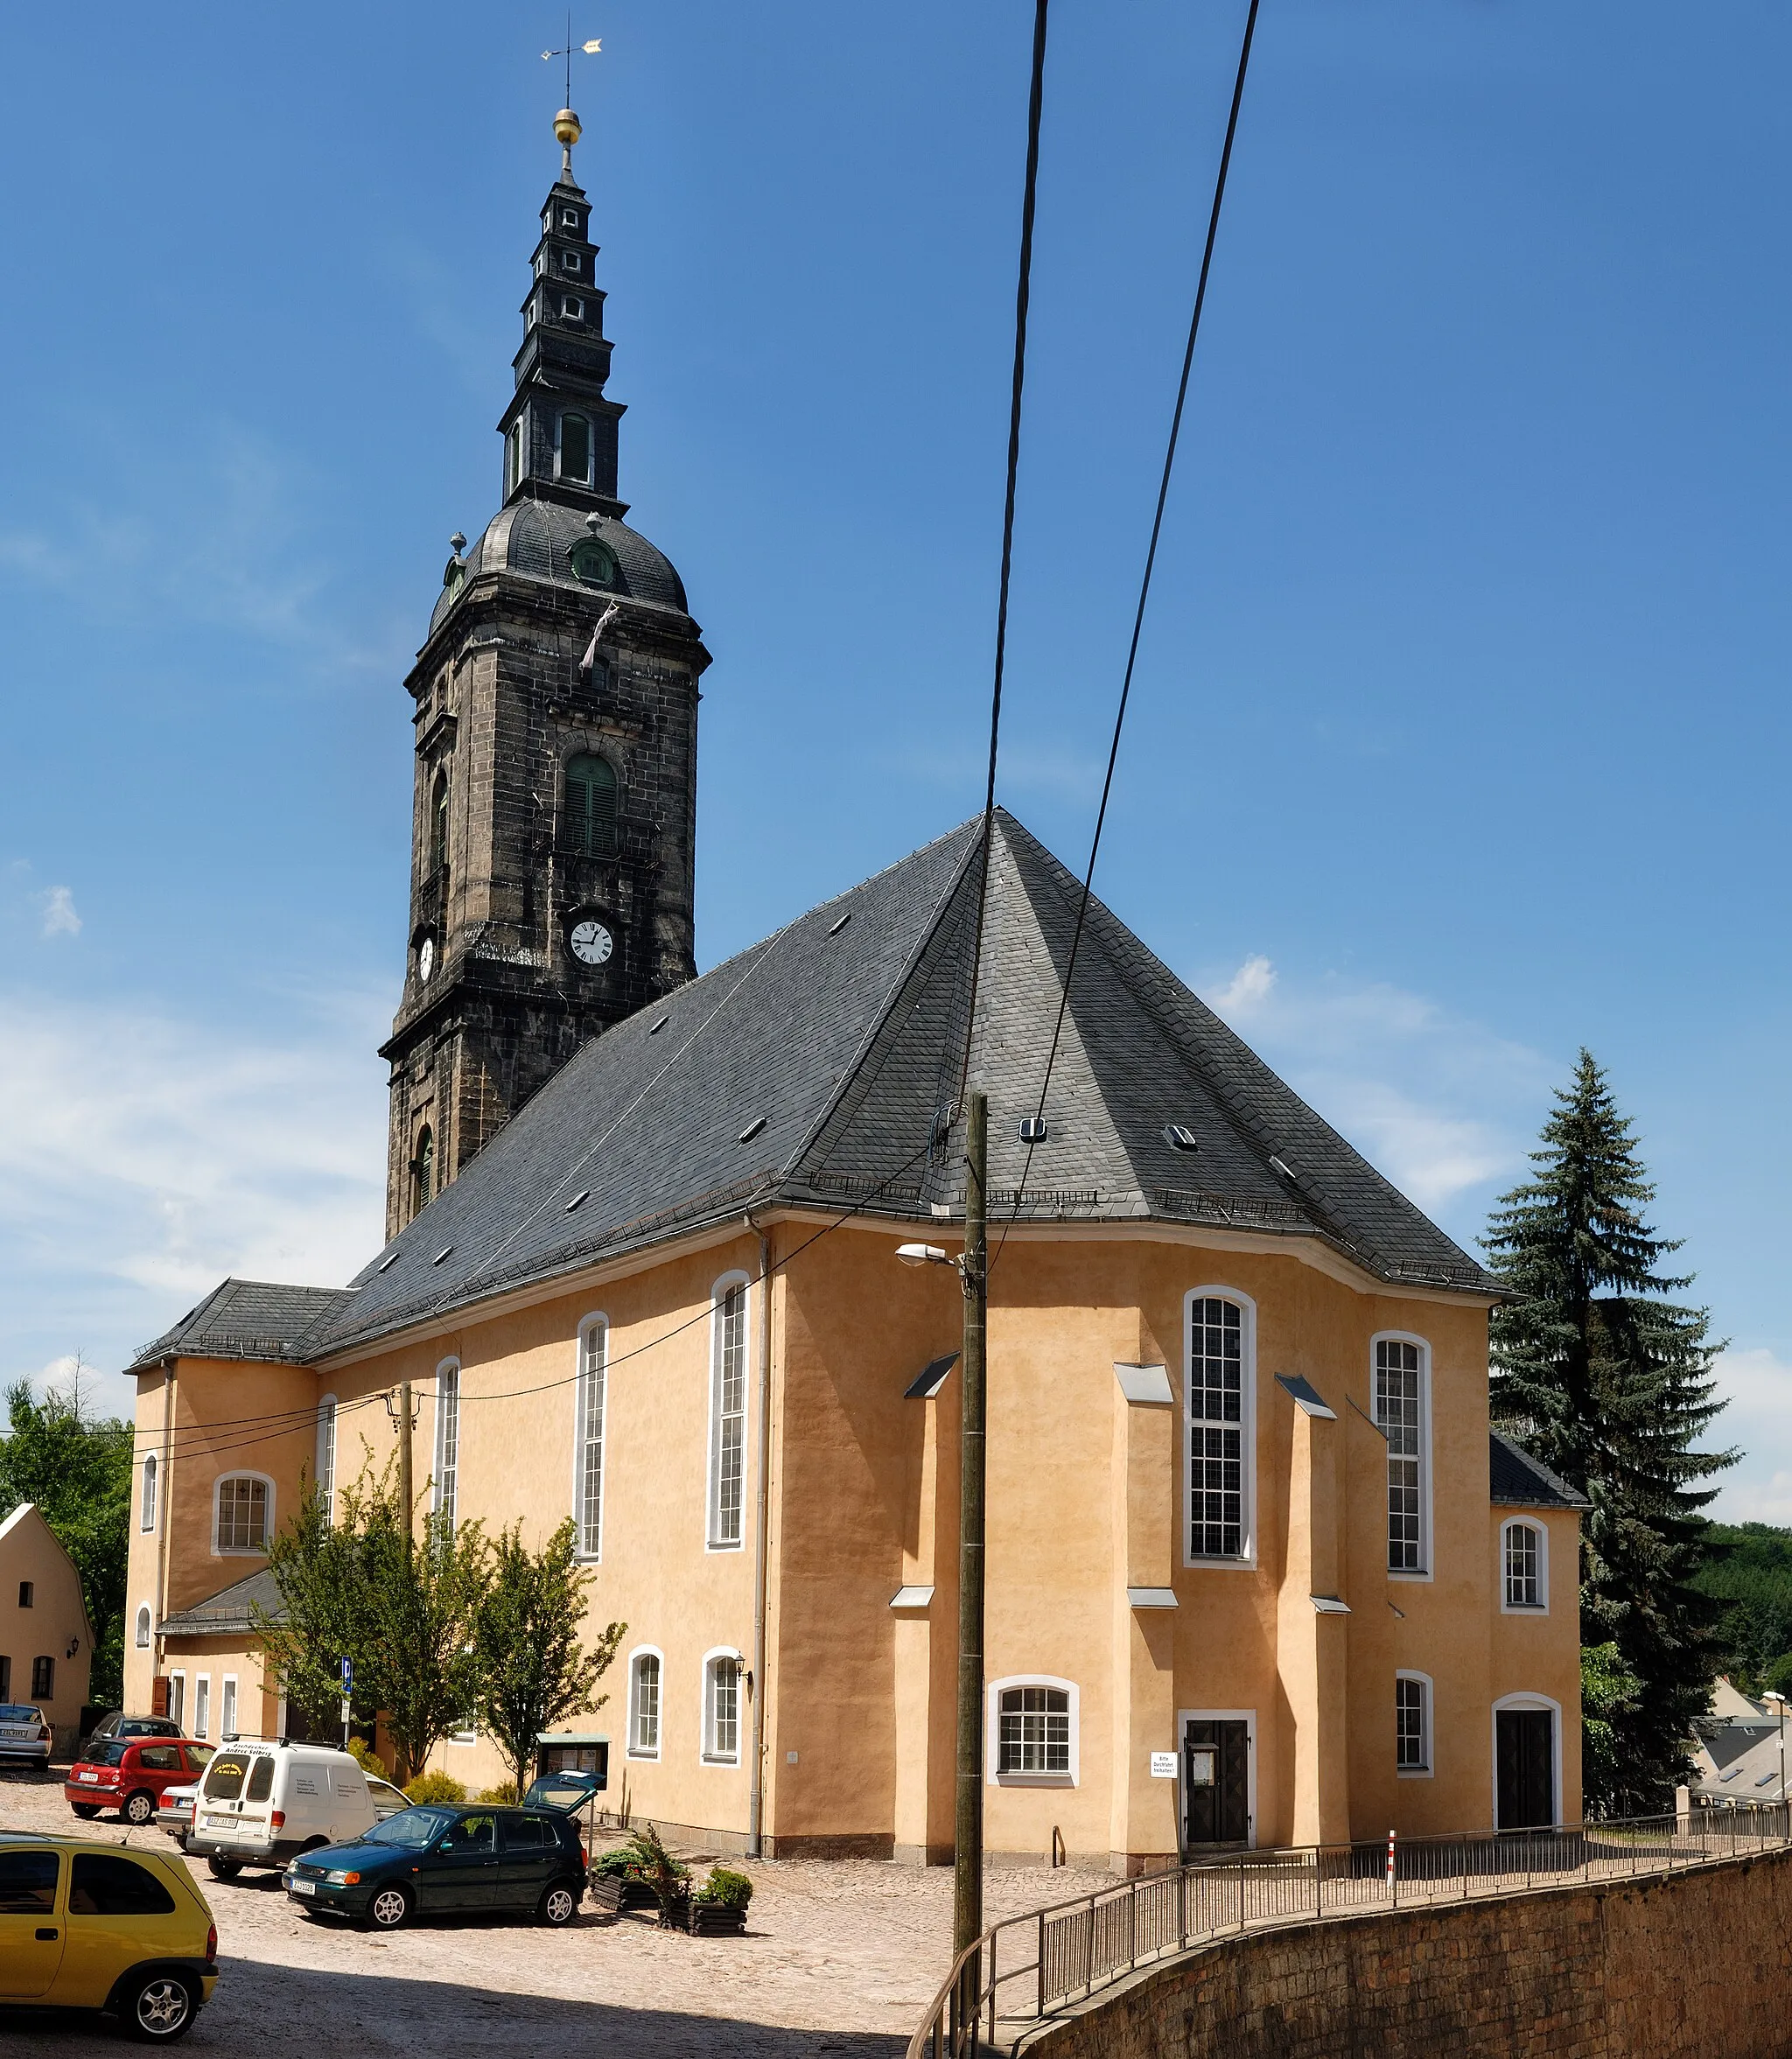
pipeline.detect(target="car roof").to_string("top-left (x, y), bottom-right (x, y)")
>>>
top-left (0, 1831), bottom-right (188, 1866)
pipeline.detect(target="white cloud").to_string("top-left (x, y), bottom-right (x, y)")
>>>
top-left (38, 886), bottom-right (80, 938)
top-left (1706, 1348), bottom-right (1792, 1525)
top-left (1213, 952), bottom-right (1277, 1015)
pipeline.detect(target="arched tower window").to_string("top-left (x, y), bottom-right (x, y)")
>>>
top-left (430, 772), bottom-right (450, 876)
top-left (413, 1127), bottom-right (435, 1213)
top-left (565, 753), bottom-right (618, 858)
top-left (558, 412), bottom-right (592, 485)
top-left (140, 1453), bottom-right (158, 1533)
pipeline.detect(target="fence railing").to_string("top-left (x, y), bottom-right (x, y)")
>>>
top-left (907, 1804), bottom-right (1792, 2059)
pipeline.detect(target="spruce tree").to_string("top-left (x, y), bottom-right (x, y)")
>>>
top-left (1483, 1051), bottom-right (1734, 1815)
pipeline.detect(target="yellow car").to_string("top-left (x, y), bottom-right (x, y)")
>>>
top-left (0, 1832), bottom-right (219, 2041)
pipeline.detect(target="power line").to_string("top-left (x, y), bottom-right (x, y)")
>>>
top-left (998, 0), bottom-right (1264, 1257)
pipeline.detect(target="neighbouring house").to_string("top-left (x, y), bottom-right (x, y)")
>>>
top-left (117, 115), bottom-right (1587, 1870)
top-left (1690, 1678), bottom-right (1788, 1809)
top-left (0, 1504), bottom-right (94, 1754)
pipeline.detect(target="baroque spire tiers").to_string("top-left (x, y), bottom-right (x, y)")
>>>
top-left (380, 110), bottom-right (710, 1239)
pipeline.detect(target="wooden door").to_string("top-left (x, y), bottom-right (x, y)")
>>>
top-left (1495, 1708), bottom-right (1554, 1830)
top-left (1184, 1719), bottom-right (1250, 1846)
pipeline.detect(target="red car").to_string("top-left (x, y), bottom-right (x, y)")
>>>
top-left (65, 1737), bottom-right (215, 1825)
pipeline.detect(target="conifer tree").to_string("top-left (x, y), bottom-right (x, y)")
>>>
top-left (1484, 1051), bottom-right (1735, 1814)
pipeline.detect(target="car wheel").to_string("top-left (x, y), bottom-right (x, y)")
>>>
top-left (123, 1790), bottom-right (157, 1826)
top-left (537, 1880), bottom-right (579, 1927)
top-left (71, 1803), bottom-right (101, 1819)
top-left (368, 1884), bottom-right (411, 1931)
top-left (124, 1971), bottom-right (198, 2041)
top-left (207, 1856), bottom-right (244, 1880)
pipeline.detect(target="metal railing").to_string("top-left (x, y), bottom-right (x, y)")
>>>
top-left (908, 1805), bottom-right (1792, 2059)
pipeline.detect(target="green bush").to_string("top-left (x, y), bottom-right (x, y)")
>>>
top-left (403, 1770), bottom-right (468, 1805)
top-left (476, 1780), bottom-right (521, 1804)
top-left (694, 1866), bottom-right (753, 1911)
top-left (620, 1821), bottom-right (690, 1922)
top-left (589, 1847), bottom-right (648, 1880)
top-left (346, 1737), bottom-right (386, 1777)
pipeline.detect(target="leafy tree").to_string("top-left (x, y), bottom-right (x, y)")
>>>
top-left (0, 1373), bottom-right (133, 1704)
top-left (1689, 1523), bottom-right (1792, 1689)
top-left (471, 1518), bottom-right (624, 1798)
top-left (255, 1458), bottom-right (491, 1783)
top-left (1484, 1052), bottom-right (1735, 1812)
top-left (1580, 1642), bottom-right (1642, 1810)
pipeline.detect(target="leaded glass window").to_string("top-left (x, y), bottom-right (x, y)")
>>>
top-left (1376, 1339), bottom-right (1425, 1572)
top-left (1187, 1297), bottom-right (1245, 1558)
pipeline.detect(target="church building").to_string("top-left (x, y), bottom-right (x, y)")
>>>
top-left (120, 110), bottom-right (1585, 1870)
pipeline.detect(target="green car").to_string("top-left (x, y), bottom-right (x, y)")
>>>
top-left (282, 1804), bottom-right (587, 1930)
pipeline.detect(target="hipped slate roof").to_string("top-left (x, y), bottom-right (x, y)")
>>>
top-left (130, 1279), bottom-right (354, 1373)
top-left (128, 811), bottom-right (1496, 1374)
top-left (159, 1567), bottom-right (284, 1638)
top-left (1488, 1430), bottom-right (1591, 1510)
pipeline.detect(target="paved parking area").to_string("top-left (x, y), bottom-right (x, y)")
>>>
top-left (1, 1768), bottom-right (1110, 2055)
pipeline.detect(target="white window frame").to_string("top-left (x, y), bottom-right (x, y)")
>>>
top-left (701, 1648), bottom-right (745, 1766)
top-left (561, 294), bottom-right (584, 322)
top-left (1491, 1691), bottom-right (1563, 1830)
top-left (560, 205), bottom-right (579, 228)
top-left (508, 418), bottom-right (524, 493)
top-left (213, 1471), bottom-right (276, 1556)
top-left (1500, 1516), bottom-right (1549, 1613)
top-left (628, 1646), bottom-right (664, 1761)
top-left (1373, 1331), bottom-right (1433, 1581)
top-left (168, 1670), bottom-right (186, 1731)
top-left (141, 1452), bottom-right (158, 1533)
top-left (315, 1394), bottom-right (337, 1524)
top-left (571, 1315), bottom-right (608, 1562)
top-left (561, 248), bottom-right (583, 274)
top-left (432, 1360), bottom-right (460, 1528)
top-left (706, 1272), bottom-right (752, 1551)
top-left (1178, 1706), bottom-right (1258, 1850)
top-left (134, 1604), bottom-right (152, 1649)
top-left (986, 1675), bottom-right (1080, 1789)
top-left (1396, 1670), bottom-right (1433, 1777)
top-left (193, 1674), bottom-right (211, 1741)
top-left (1182, 1286), bottom-right (1256, 1568)
top-left (220, 1674), bottom-right (237, 1741)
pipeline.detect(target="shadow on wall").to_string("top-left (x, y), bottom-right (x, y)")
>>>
top-left (4, 1962), bottom-right (910, 2059)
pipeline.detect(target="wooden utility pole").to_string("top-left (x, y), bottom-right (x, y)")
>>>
top-left (954, 1091), bottom-right (989, 1963)
top-left (396, 1380), bottom-right (415, 1539)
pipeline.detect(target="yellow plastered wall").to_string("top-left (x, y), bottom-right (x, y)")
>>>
top-left (0, 1505), bottom-right (94, 1751)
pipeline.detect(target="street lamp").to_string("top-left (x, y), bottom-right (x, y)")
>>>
top-left (1765, 1690), bottom-right (1788, 1836)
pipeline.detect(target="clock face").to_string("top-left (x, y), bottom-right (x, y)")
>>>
top-left (417, 935), bottom-right (436, 983)
top-left (570, 918), bottom-right (613, 966)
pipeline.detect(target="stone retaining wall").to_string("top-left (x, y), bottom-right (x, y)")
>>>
top-left (1026, 1846), bottom-right (1792, 2059)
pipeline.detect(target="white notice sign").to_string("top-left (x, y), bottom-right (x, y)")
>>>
top-left (1150, 1751), bottom-right (1178, 1780)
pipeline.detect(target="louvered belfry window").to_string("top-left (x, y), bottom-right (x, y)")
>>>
top-left (565, 753), bottom-right (618, 858)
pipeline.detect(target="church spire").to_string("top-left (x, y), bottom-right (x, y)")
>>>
top-left (497, 107), bottom-right (626, 517)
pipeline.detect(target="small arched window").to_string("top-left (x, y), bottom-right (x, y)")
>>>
top-left (430, 772), bottom-right (450, 875)
top-left (703, 1652), bottom-right (741, 1763)
top-left (413, 1128), bottom-right (435, 1213)
top-left (1502, 1519), bottom-right (1546, 1610)
top-left (135, 1606), bottom-right (152, 1649)
top-left (565, 753), bottom-right (618, 858)
top-left (141, 1453), bottom-right (158, 1534)
top-left (559, 411), bottom-right (592, 483)
top-left (215, 1474), bottom-right (271, 1553)
top-left (629, 1649), bottom-right (662, 1759)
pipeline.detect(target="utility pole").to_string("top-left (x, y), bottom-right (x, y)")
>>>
top-left (955, 1091), bottom-right (989, 1964)
top-left (395, 1381), bottom-right (415, 1542)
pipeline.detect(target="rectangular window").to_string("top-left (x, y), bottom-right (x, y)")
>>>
top-left (1376, 1339), bottom-right (1426, 1573)
top-left (0, 1657), bottom-right (9, 1701)
top-left (168, 1673), bottom-right (185, 1730)
top-left (1505, 1523), bottom-right (1542, 1608)
top-left (194, 1676), bottom-right (210, 1740)
top-left (1186, 1298), bottom-right (1245, 1558)
top-left (631, 1654), bottom-right (661, 1757)
top-left (998, 1686), bottom-right (1071, 1775)
top-left (433, 1367), bottom-right (459, 1529)
top-left (221, 1677), bottom-right (237, 1740)
top-left (18, 1582), bottom-right (32, 1608)
top-left (705, 1657), bottom-right (739, 1762)
top-left (217, 1477), bottom-right (269, 1552)
top-left (576, 1325), bottom-right (606, 1558)
top-left (31, 1656), bottom-right (53, 1701)
top-left (562, 249), bottom-right (583, 273)
top-left (1396, 1676), bottom-right (1430, 1771)
top-left (709, 1283), bottom-right (748, 1548)
top-left (559, 410), bottom-right (592, 482)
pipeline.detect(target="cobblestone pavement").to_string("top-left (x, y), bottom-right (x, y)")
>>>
top-left (0, 1768), bottom-right (1110, 2056)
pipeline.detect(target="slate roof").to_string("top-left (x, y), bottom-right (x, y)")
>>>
top-left (428, 499), bottom-right (690, 640)
top-left (1488, 1430), bottom-right (1591, 1510)
top-left (129, 1279), bottom-right (353, 1375)
top-left (159, 1566), bottom-right (284, 1638)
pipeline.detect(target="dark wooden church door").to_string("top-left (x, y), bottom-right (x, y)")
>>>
top-left (1184, 1719), bottom-right (1250, 1847)
top-left (1495, 1708), bottom-right (1554, 1830)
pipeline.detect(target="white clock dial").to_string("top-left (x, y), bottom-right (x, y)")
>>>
top-left (417, 935), bottom-right (436, 983)
top-left (570, 918), bottom-right (613, 966)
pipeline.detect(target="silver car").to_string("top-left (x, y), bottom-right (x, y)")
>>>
top-left (0, 1703), bottom-right (52, 1767)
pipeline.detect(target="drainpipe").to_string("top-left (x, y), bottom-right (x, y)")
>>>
top-left (154, 1358), bottom-right (176, 1681)
top-left (746, 1211), bottom-right (774, 1857)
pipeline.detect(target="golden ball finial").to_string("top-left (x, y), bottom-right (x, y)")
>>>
top-left (554, 107), bottom-right (582, 150)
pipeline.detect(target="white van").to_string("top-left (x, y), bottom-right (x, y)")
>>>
top-left (187, 1740), bottom-right (381, 1878)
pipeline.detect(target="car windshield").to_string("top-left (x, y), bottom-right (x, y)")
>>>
top-left (0, 1706), bottom-right (42, 1724)
top-left (364, 1806), bottom-right (453, 1848)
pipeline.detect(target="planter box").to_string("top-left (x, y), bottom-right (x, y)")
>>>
top-left (586, 1875), bottom-right (624, 1921)
top-left (684, 1901), bottom-right (749, 1936)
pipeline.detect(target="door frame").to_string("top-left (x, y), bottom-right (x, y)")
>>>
top-left (1178, 1707), bottom-right (1256, 1853)
top-left (1490, 1692), bottom-right (1561, 1830)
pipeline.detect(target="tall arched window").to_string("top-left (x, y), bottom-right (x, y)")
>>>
top-left (140, 1453), bottom-right (158, 1533)
top-left (412, 1127), bottom-right (434, 1214)
top-left (574, 1320), bottom-right (607, 1559)
top-left (135, 1605), bottom-right (152, 1649)
top-left (430, 772), bottom-right (450, 875)
top-left (558, 411), bottom-right (592, 484)
top-left (1502, 1518), bottom-right (1547, 1611)
top-left (564, 753), bottom-right (618, 858)
top-left (707, 1276), bottom-right (749, 1550)
top-left (433, 1362), bottom-right (460, 1530)
top-left (1185, 1291), bottom-right (1255, 1563)
top-left (315, 1397), bottom-right (337, 1525)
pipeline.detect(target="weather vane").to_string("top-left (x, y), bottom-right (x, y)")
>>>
top-left (542, 15), bottom-right (602, 113)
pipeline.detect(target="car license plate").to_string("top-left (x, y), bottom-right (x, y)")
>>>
top-left (204, 1815), bottom-right (236, 1831)
top-left (78, 1770), bottom-right (99, 1782)
top-left (290, 1878), bottom-right (317, 1896)
top-left (5, 1728), bottom-right (32, 1740)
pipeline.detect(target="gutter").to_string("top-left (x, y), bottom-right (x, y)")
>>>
top-left (746, 1210), bottom-right (774, 1858)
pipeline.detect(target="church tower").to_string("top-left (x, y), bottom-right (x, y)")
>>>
top-left (382, 106), bottom-right (709, 1236)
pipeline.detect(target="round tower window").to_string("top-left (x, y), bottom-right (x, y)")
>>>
top-left (570, 537), bottom-right (617, 587)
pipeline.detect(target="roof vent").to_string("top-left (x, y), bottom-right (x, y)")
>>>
top-left (376, 1251), bottom-right (401, 1273)
top-left (1269, 1154), bottom-right (1295, 1181)
top-left (649, 1015), bottom-right (669, 1035)
top-left (1163, 1124), bottom-right (1200, 1153)
top-left (430, 1247), bottom-right (454, 1266)
top-left (565, 1190), bottom-right (590, 1214)
top-left (827, 911), bottom-right (851, 936)
top-left (738, 1116), bottom-right (766, 1144)
top-left (1018, 1116), bottom-right (1047, 1145)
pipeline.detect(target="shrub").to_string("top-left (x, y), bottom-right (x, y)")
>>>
top-left (476, 1780), bottom-right (521, 1804)
top-left (588, 1847), bottom-right (648, 1880)
top-left (620, 1821), bottom-right (690, 1923)
top-left (694, 1866), bottom-right (753, 1911)
top-left (346, 1737), bottom-right (386, 1777)
top-left (403, 1769), bottom-right (468, 1805)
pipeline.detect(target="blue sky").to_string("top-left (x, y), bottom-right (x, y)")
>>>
top-left (2, 2), bottom-right (1786, 1517)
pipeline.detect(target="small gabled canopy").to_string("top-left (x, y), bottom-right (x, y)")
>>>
top-left (158, 1567), bottom-right (286, 1640)
top-left (1489, 1431), bottom-right (1590, 1510)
